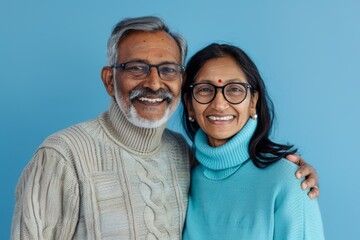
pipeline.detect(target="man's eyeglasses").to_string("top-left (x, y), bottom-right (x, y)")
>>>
top-left (112, 61), bottom-right (184, 81)
top-left (190, 82), bottom-right (251, 104)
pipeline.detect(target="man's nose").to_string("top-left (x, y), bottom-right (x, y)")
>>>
top-left (142, 67), bottom-right (163, 91)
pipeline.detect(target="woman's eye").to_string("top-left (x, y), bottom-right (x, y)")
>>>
top-left (230, 87), bottom-right (243, 92)
top-left (197, 87), bottom-right (213, 93)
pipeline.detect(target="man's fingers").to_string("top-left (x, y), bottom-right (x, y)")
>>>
top-left (295, 164), bottom-right (312, 179)
top-left (287, 153), bottom-right (320, 199)
top-left (301, 176), bottom-right (317, 190)
top-left (286, 154), bottom-right (305, 166)
top-left (308, 186), bottom-right (320, 199)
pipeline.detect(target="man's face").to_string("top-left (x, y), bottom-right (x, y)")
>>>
top-left (103, 31), bottom-right (183, 128)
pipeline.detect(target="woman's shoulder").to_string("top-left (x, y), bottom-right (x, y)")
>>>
top-left (264, 158), bottom-right (306, 191)
top-left (267, 158), bottom-right (300, 173)
top-left (250, 158), bottom-right (302, 185)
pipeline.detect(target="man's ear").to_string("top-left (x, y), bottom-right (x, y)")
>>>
top-left (181, 72), bottom-right (187, 87)
top-left (184, 92), bottom-right (195, 117)
top-left (101, 66), bottom-right (115, 97)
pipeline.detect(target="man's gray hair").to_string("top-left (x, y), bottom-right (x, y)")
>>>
top-left (107, 16), bottom-right (187, 66)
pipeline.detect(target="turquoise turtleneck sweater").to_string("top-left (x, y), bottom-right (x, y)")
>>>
top-left (183, 119), bottom-right (324, 240)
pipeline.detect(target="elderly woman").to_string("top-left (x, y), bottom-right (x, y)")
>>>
top-left (182, 43), bottom-right (324, 239)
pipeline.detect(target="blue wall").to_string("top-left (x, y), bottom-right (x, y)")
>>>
top-left (1, 0), bottom-right (359, 239)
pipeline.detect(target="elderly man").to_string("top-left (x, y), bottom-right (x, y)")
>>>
top-left (11, 16), bottom-right (319, 239)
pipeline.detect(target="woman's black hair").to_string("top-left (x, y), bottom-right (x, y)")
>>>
top-left (182, 43), bottom-right (297, 168)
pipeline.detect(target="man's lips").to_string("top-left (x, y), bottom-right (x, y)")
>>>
top-left (129, 88), bottom-right (173, 104)
top-left (137, 97), bottom-right (164, 103)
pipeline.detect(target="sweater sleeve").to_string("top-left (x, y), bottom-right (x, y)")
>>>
top-left (11, 147), bottom-right (80, 240)
top-left (273, 161), bottom-right (325, 240)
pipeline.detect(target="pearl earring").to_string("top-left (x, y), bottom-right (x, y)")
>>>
top-left (252, 114), bottom-right (258, 120)
top-left (188, 116), bottom-right (195, 122)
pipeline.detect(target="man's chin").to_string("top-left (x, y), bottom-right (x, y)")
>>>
top-left (128, 116), bottom-right (169, 128)
top-left (115, 96), bottom-right (177, 128)
top-left (127, 107), bottom-right (170, 128)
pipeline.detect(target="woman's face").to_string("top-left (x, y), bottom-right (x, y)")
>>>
top-left (186, 56), bottom-right (258, 147)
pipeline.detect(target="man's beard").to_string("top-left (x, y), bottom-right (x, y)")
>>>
top-left (114, 84), bottom-right (179, 129)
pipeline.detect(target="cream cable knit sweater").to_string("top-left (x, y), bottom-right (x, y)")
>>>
top-left (11, 99), bottom-right (191, 240)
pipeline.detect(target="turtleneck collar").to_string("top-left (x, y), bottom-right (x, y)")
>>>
top-left (99, 98), bottom-right (167, 155)
top-left (194, 118), bottom-right (257, 180)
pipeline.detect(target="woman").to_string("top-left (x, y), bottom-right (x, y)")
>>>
top-left (182, 43), bottom-right (324, 239)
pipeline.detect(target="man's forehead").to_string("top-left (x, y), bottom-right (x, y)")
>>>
top-left (118, 31), bottom-right (181, 62)
top-left (121, 31), bottom-right (177, 48)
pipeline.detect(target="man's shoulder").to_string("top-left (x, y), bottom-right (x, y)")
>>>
top-left (163, 128), bottom-right (192, 171)
top-left (40, 118), bottom-right (99, 150)
top-left (163, 128), bottom-right (191, 156)
top-left (163, 128), bottom-right (189, 145)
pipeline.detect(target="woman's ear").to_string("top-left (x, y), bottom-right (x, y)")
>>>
top-left (250, 92), bottom-right (259, 114)
top-left (101, 66), bottom-right (115, 97)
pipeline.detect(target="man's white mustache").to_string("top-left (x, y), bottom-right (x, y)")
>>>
top-left (129, 88), bottom-right (173, 103)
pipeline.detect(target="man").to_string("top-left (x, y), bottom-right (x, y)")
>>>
top-left (11, 16), bottom-right (319, 239)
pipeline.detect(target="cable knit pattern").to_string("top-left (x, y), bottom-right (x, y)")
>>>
top-left (11, 99), bottom-right (190, 240)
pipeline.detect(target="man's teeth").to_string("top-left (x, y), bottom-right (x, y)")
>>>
top-left (138, 97), bottom-right (163, 103)
top-left (208, 116), bottom-right (234, 121)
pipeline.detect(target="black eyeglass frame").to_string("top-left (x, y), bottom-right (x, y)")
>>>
top-left (112, 61), bottom-right (184, 80)
top-left (189, 82), bottom-right (252, 104)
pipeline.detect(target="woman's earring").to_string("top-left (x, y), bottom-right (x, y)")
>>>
top-left (188, 116), bottom-right (195, 122)
top-left (251, 114), bottom-right (258, 120)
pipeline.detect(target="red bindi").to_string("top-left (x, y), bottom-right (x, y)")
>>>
top-left (218, 79), bottom-right (222, 83)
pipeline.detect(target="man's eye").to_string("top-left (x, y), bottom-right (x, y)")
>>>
top-left (126, 65), bottom-right (147, 71)
top-left (163, 67), bottom-right (175, 72)
top-left (160, 66), bottom-right (177, 74)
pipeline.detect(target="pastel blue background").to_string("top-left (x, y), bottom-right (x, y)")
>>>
top-left (1, 0), bottom-right (359, 239)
